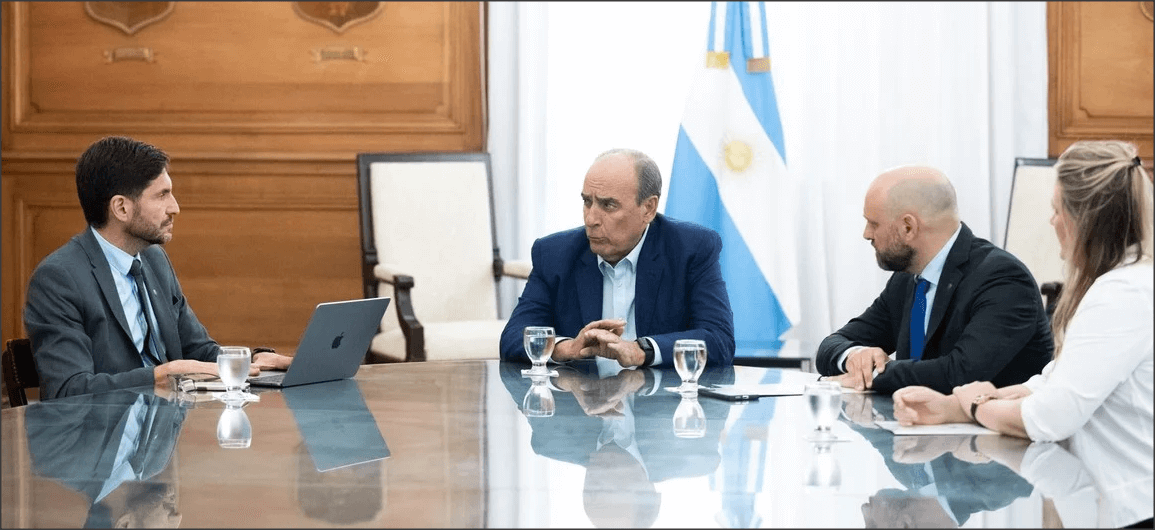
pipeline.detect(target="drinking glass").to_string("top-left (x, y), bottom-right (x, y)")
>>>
top-left (804, 381), bottom-right (843, 442)
top-left (214, 346), bottom-right (254, 403)
top-left (521, 326), bottom-right (558, 377)
top-left (803, 441), bottom-right (841, 491)
top-left (217, 401), bottom-right (252, 449)
top-left (672, 394), bottom-right (707, 438)
top-left (521, 374), bottom-right (556, 417)
top-left (667, 339), bottom-right (707, 394)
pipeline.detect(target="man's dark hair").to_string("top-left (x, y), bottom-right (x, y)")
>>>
top-left (76, 136), bottom-right (170, 228)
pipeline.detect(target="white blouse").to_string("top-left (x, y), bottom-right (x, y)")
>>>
top-left (1020, 258), bottom-right (1153, 527)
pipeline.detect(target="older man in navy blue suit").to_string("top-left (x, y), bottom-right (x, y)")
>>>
top-left (500, 148), bottom-right (735, 368)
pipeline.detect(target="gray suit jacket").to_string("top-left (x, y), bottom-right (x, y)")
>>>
top-left (24, 228), bottom-right (218, 399)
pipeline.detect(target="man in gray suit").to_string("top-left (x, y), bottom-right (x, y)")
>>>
top-left (24, 136), bottom-right (291, 400)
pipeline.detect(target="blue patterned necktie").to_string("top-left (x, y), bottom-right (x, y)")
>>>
top-left (909, 277), bottom-right (930, 361)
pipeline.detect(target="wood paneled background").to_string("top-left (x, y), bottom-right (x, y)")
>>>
top-left (2, 1), bottom-right (485, 353)
top-left (1048, 1), bottom-right (1154, 166)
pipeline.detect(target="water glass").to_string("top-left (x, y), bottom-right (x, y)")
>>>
top-left (668, 339), bottom-right (707, 394)
top-left (803, 441), bottom-right (841, 491)
top-left (804, 381), bottom-right (843, 442)
top-left (521, 326), bottom-right (558, 377)
top-left (217, 402), bottom-right (252, 449)
top-left (521, 375), bottom-right (555, 417)
top-left (215, 346), bottom-right (253, 403)
top-left (672, 394), bottom-right (707, 438)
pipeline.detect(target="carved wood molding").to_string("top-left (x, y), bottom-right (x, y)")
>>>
top-left (84, 2), bottom-right (174, 36)
top-left (293, 2), bottom-right (383, 34)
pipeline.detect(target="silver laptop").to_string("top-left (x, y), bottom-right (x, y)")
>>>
top-left (248, 297), bottom-right (390, 388)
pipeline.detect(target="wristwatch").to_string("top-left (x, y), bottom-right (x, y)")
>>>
top-left (970, 393), bottom-right (998, 421)
top-left (636, 337), bottom-right (655, 367)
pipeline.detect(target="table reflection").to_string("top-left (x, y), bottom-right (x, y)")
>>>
top-left (500, 361), bottom-right (734, 528)
top-left (284, 379), bottom-right (389, 524)
top-left (841, 393), bottom-right (1035, 528)
top-left (24, 389), bottom-right (186, 528)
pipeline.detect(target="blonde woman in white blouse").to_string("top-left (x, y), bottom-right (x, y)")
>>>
top-left (892, 140), bottom-right (1153, 528)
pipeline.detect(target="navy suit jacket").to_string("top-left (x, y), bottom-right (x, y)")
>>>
top-left (500, 214), bottom-right (735, 367)
top-left (24, 228), bottom-right (219, 399)
top-left (815, 223), bottom-right (1052, 394)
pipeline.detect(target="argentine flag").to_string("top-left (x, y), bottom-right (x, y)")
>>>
top-left (666, 1), bottom-right (800, 354)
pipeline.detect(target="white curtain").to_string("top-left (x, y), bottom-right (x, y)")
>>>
top-left (487, 1), bottom-right (1048, 356)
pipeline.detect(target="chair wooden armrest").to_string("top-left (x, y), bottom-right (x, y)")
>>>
top-left (371, 264), bottom-right (425, 363)
top-left (498, 259), bottom-right (532, 280)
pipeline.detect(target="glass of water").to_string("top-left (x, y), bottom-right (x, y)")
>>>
top-left (672, 393), bottom-right (707, 438)
top-left (217, 401), bottom-right (252, 449)
top-left (521, 326), bottom-right (558, 377)
top-left (804, 441), bottom-right (841, 491)
top-left (521, 374), bottom-right (556, 417)
top-left (215, 346), bottom-right (253, 403)
top-left (804, 381), bottom-right (843, 442)
top-left (668, 339), bottom-right (707, 394)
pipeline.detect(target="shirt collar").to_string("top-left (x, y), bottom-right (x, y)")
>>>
top-left (596, 223), bottom-right (650, 272)
top-left (91, 226), bottom-right (138, 277)
top-left (917, 224), bottom-right (962, 286)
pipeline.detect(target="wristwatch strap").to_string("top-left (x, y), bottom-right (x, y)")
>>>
top-left (636, 337), bottom-right (655, 367)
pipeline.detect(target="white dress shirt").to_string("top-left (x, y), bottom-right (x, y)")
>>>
top-left (1020, 257), bottom-right (1153, 527)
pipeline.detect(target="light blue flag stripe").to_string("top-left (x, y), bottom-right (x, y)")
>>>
top-left (727, 2), bottom-right (786, 164)
top-left (667, 1), bottom-right (793, 354)
top-left (669, 128), bottom-right (791, 350)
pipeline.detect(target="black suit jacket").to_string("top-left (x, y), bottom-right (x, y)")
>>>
top-left (816, 223), bottom-right (1052, 393)
top-left (24, 228), bottom-right (219, 399)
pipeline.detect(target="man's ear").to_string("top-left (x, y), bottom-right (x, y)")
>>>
top-left (642, 195), bottom-right (659, 222)
top-left (109, 195), bottom-right (132, 224)
top-left (899, 213), bottom-right (919, 242)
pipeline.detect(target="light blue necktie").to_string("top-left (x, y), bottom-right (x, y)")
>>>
top-left (909, 278), bottom-right (929, 361)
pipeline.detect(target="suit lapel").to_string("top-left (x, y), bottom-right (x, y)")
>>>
top-left (576, 249), bottom-right (603, 325)
top-left (925, 224), bottom-right (972, 347)
top-left (79, 230), bottom-right (136, 343)
top-left (635, 220), bottom-right (663, 335)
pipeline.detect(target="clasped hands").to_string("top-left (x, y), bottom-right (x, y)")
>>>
top-left (554, 368), bottom-right (646, 417)
top-left (551, 319), bottom-right (647, 367)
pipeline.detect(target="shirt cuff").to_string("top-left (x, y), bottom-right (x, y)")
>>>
top-left (837, 345), bottom-right (868, 373)
top-left (644, 337), bottom-right (662, 367)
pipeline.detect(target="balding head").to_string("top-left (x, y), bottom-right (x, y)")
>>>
top-left (868, 165), bottom-right (959, 228)
top-left (862, 165), bottom-right (961, 274)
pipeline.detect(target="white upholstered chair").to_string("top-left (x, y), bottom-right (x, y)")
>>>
top-left (355, 153), bottom-right (531, 363)
top-left (1004, 158), bottom-right (1063, 316)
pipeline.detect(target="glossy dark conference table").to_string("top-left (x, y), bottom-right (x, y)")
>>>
top-left (0, 359), bottom-right (1120, 528)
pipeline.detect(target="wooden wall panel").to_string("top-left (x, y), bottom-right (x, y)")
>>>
top-left (1, 1), bottom-right (485, 353)
top-left (1049, 2), bottom-right (1154, 165)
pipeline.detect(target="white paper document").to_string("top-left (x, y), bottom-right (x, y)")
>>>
top-left (875, 420), bottom-right (998, 436)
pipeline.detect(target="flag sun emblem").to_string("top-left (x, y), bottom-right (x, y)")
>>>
top-left (723, 140), bottom-right (754, 173)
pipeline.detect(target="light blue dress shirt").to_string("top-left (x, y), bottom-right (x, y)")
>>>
top-left (595, 224), bottom-right (663, 372)
top-left (92, 227), bottom-right (161, 367)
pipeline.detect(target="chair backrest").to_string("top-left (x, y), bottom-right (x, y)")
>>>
top-left (356, 153), bottom-right (501, 335)
top-left (3, 338), bottom-right (39, 407)
top-left (1005, 158), bottom-right (1064, 287)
